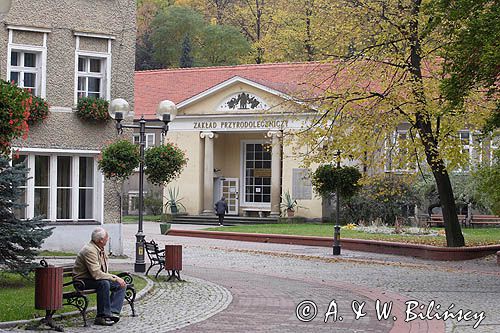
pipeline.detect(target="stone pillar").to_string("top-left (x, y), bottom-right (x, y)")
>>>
top-left (200, 131), bottom-right (217, 215)
top-left (267, 131), bottom-right (282, 217)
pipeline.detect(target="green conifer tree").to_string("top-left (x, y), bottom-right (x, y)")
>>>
top-left (179, 34), bottom-right (194, 68)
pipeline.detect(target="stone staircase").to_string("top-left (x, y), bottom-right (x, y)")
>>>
top-left (170, 214), bottom-right (279, 226)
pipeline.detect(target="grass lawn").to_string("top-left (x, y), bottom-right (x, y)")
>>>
top-left (37, 250), bottom-right (76, 257)
top-left (122, 215), bottom-right (162, 224)
top-left (0, 271), bottom-right (147, 322)
top-left (204, 223), bottom-right (500, 246)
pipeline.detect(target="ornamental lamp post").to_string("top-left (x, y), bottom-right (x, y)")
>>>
top-left (333, 149), bottom-right (342, 255)
top-left (109, 98), bottom-right (177, 272)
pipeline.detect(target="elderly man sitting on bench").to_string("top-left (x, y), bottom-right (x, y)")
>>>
top-left (73, 227), bottom-right (127, 326)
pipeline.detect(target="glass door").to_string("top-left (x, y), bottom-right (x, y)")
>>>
top-left (221, 178), bottom-right (239, 215)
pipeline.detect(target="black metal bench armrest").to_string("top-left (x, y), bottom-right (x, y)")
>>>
top-left (117, 272), bottom-right (134, 285)
top-left (65, 279), bottom-right (86, 291)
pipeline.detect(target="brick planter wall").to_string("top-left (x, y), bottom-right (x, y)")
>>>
top-left (167, 229), bottom-right (500, 261)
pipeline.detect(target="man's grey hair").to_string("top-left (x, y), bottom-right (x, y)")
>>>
top-left (91, 227), bottom-right (108, 242)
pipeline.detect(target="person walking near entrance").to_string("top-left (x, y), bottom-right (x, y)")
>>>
top-left (215, 197), bottom-right (228, 226)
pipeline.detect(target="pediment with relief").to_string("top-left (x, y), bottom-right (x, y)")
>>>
top-left (217, 92), bottom-right (269, 111)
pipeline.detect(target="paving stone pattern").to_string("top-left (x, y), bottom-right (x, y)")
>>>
top-left (141, 223), bottom-right (499, 333)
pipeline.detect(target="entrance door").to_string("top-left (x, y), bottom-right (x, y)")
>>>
top-left (221, 178), bottom-right (239, 215)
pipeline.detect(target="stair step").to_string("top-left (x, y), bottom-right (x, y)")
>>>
top-left (170, 215), bottom-right (279, 225)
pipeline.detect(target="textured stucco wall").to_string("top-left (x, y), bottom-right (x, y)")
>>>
top-left (12, 30), bottom-right (44, 46)
top-left (2, 1), bottom-right (136, 251)
top-left (1, 0), bottom-right (136, 109)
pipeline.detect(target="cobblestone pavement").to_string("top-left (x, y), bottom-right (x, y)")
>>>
top-left (3, 274), bottom-right (231, 333)
top-left (5, 222), bottom-right (497, 333)
top-left (132, 222), bottom-right (499, 333)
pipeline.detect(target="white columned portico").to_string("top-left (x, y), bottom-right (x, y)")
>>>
top-left (267, 131), bottom-right (282, 217)
top-left (200, 131), bottom-right (217, 215)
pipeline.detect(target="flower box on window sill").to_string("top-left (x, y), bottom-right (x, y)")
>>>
top-left (76, 97), bottom-right (110, 122)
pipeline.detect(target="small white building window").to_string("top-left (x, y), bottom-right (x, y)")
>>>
top-left (458, 130), bottom-right (472, 172)
top-left (133, 133), bottom-right (156, 149)
top-left (385, 130), bottom-right (416, 173)
top-left (6, 26), bottom-right (49, 98)
top-left (77, 56), bottom-right (106, 98)
top-left (74, 33), bottom-right (112, 104)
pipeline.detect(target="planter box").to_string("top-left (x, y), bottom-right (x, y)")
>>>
top-left (160, 223), bottom-right (171, 235)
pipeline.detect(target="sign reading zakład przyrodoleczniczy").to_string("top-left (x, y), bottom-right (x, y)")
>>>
top-left (193, 119), bottom-right (289, 130)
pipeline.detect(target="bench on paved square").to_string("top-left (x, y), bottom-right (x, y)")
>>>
top-left (36, 259), bottom-right (136, 329)
top-left (428, 214), bottom-right (500, 228)
top-left (145, 239), bottom-right (166, 278)
top-left (241, 207), bottom-right (271, 218)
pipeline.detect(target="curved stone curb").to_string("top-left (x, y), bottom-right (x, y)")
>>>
top-left (0, 273), bottom-right (154, 330)
top-left (168, 229), bottom-right (500, 260)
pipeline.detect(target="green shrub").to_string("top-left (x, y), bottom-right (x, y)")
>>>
top-left (98, 140), bottom-right (140, 180)
top-left (145, 143), bottom-right (187, 185)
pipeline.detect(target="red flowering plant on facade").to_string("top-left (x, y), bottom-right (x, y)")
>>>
top-left (27, 95), bottom-right (49, 125)
top-left (0, 80), bottom-right (32, 155)
top-left (144, 143), bottom-right (188, 185)
top-left (76, 97), bottom-right (110, 121)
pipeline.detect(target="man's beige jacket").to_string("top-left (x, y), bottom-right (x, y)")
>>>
top-left (73, 241), bottom-right (119, 282)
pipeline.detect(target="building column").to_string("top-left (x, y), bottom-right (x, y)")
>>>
top-left (200, 131), bottom-right (217, 215)
top-left (267, 131), bottom-right (282, 217)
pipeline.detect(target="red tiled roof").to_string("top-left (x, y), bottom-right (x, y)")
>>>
top-left (134, 62), bottom-right (334, 118)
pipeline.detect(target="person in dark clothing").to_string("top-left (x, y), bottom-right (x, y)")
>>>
top-left (214, 197), bottom-right (229, 226)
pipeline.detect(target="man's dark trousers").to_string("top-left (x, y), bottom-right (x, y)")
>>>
top-left (83, 279), bottom-right (125, 317)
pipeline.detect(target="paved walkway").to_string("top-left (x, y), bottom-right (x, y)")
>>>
top-left (5, 222), bottom-right (499, 333)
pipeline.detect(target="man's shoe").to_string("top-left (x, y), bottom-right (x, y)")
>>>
top-left (109, 313), bottom-right (120, 323)
top-left (94, 316), bottom-right (115, 326)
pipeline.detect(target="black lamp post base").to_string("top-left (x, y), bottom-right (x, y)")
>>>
top-left (333, 246), bottom-right (341, 255)
top-left (134, 263), bottom-right (146, 273)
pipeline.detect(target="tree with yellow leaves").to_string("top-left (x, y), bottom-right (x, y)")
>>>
top-left (294, 0), bottom-right (495, 247)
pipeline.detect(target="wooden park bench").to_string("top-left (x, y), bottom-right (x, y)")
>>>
top-left (145, 239), bottom-right (166, 278)
top-left (36, 259), bottom-right (136, 330)
top-left (428, 214), bottom-right (500, 228)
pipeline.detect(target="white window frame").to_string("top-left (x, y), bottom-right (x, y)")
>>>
top-left (384, 130), bottom-right (417, 173)
top-left (12, 148), bottom-right (102, 223)
top-left (240, 140), bottom-right (272, 209)
top-left (6, 26), bottom-right (48, 98)
top-left (74, 34), bottom-right (112, 104)
top-left (457, 130), bottom-right (472, 172)
top-left (133, 133), bottom-right (156, 149)
top-left (490, 136), bottom-right (498, 165)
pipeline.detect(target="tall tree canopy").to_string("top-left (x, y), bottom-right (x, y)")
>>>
top-left (294, 0), bottom-right (495, 247)
top-left (433, 0), bottom-right (500, 114)
top-left (149, 5), bottom-right (251, 68)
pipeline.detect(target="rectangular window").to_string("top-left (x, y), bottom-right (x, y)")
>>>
top-left (56, 156), bottom-right (72, 220)
top-left (34, 155), bottom-right (50, 218)
top-left (79, 157), bottom-right (94, 219)
top-left (13, 152), bottom-right (98, 222)
top-left (77, 56), bottom-right (105, 98)
top-left (458, 131), bottom-right (472, 172)
top-left (12, 154), bottom-right (28, 219)
top-left (133, 133), bottom-right (156, 149)
top-left (243, 143), bottom-right (272, 204)
top-left (9, 50), bottom-right (42, 96)
top-left (385, 130), bottom-right (416, 173)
